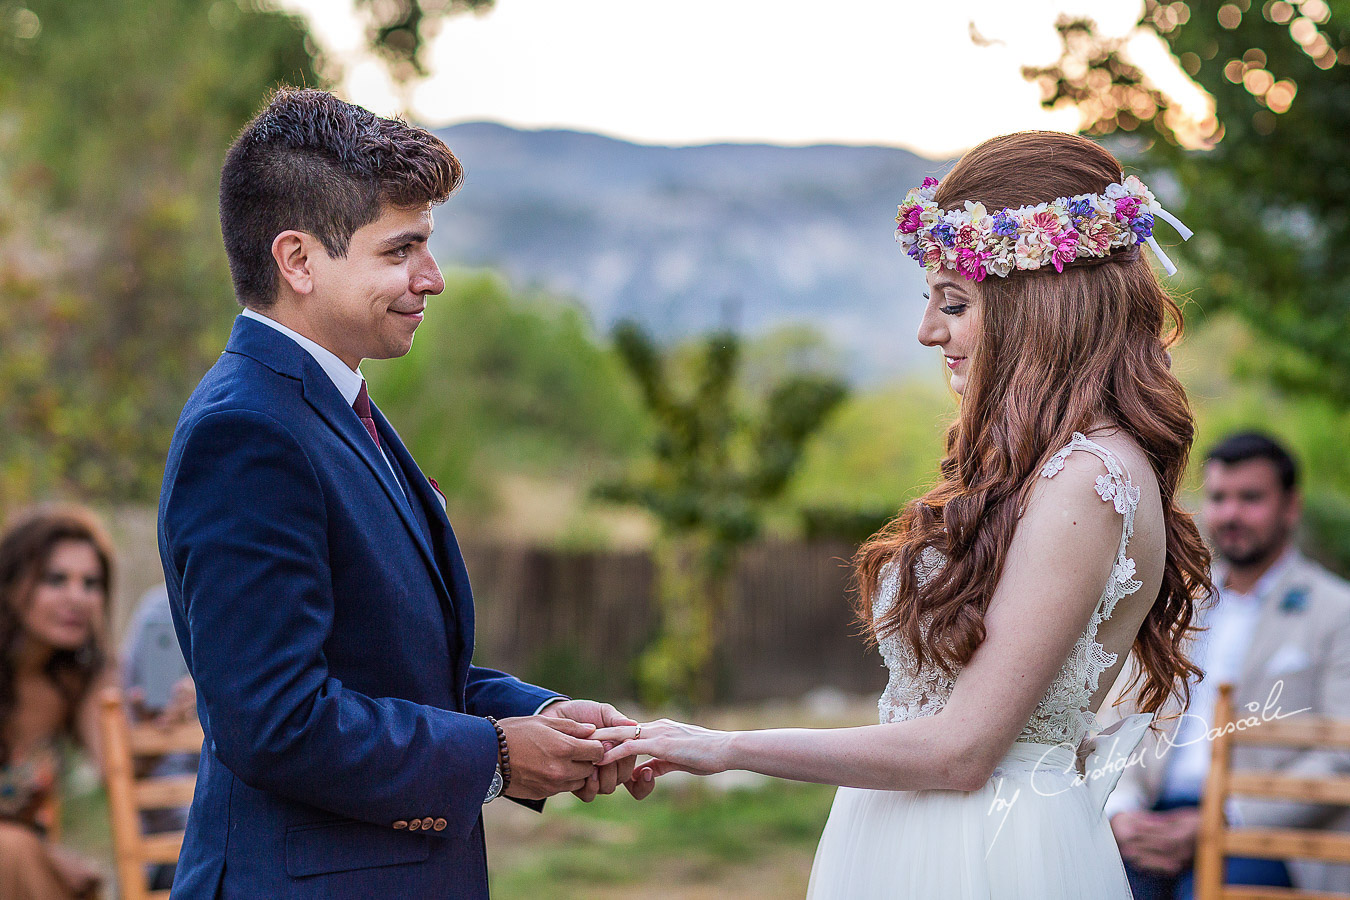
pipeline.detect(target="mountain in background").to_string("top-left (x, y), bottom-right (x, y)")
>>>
top-left (430, 122), bottom-right (949, 382)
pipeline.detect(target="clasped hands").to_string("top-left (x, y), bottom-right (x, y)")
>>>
top-left (499, 702), bottom-right (733, 802)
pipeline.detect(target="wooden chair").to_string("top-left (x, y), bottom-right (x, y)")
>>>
top-left (97, 687), bottom-right (203, 900)
top-left (1196, 682), bottom-right (1350, 900)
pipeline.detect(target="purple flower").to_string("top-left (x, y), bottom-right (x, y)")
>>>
top-left (906, 241), bottom-right (923, 261)
top-left (956, 248), bottom-right (990, 282)
top-left (930, 223), bottom-right (956, 247)
top-left (897, 206), bottom-right (922, 234)
top-left (991, 210), bottom-right (1018, 237)
top-left (1130, 212), bottom-right (1154, 239)
top-left (1051, 229), bottom-right (1079, 272)
top-left (1068, 198), bottom-right (1094, 217)
top-left (1114, 196), bottom-right (1142, 221)
top-left (922, 176), bottom-right (940, 188)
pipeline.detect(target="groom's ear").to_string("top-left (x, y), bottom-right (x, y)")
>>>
top-left (271, 230), bottom-right (316, 296)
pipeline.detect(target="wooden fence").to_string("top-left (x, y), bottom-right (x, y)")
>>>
top-left (462, 539), bottom-right (885, 703)
top-left (103, 508), bottom-right (884, 705)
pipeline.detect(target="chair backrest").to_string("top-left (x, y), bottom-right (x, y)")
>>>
top-left (98, 686), bottom-right (203, 900)
top-left (1196, 682), bottom-right (1350, 900)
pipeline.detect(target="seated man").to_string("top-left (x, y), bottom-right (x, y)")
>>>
top-left (1103, 432), bottom-right (1350, 898)
top-left (121, 584), bottom-right (197, 890)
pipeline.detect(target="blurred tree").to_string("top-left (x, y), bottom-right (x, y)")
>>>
top-left (596, 322), bottom-right (847, 706)
top-left (365, 271), bottom-right (647, 511)
top-left (354, 0), bottom-right (493, 83)
top-left (1023, 0), bottom-right (1350, 405)
top-left (0, 0), bottom-right (497, 508)
top-left (0, 0), bottom-right (317, 505)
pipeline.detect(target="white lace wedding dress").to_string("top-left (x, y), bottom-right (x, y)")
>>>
top-left (807, 433), bottom-right (1155, 899)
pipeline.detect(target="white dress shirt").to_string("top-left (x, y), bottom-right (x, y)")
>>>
top-left (1160, 548), bottom-right (1297, 801)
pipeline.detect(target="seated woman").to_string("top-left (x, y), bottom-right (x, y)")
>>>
top-left (0, 505), bottom-right (116, 899)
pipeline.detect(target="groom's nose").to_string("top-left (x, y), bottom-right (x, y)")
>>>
top-left (411, 252), bottom-right (445, 297)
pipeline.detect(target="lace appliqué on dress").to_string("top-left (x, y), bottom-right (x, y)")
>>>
top-left (877, 433), bottom-right (1144, 750)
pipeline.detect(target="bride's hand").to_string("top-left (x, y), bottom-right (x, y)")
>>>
top-left (593, 719), bottom-right (734, 776)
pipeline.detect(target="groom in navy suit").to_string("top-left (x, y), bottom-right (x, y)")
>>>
top-left (158, 88), bottom-right (643, 898)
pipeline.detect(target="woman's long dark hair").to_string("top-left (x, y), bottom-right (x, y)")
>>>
top-left (856, 132), bottom-right (1211, 719)
top-left (0, 505), bottom-right (113, 764)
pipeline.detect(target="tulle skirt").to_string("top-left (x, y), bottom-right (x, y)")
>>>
top-left (807, 718), bottom-right (1152, 900)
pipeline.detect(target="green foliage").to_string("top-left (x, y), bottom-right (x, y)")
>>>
top-left (364, 271), bottom-right (648, 510)
top-left (0, 0), bottom-right (500, 510)
top-left (1027, 0), bottom-right (1350, 406)
top-left (0, 0), bottom-right (318, 506)
top-left (354, 0), bottom-right (494, 82)
top-left (597, 323), bottom-right (847, 705)
top-left (1176, 313), bottom-right (1350, 574)
top-left (787, 377), bottom-right (953, 531)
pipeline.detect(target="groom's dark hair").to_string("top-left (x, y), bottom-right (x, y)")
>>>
top-left (220, 87), bottom-right (462, 309)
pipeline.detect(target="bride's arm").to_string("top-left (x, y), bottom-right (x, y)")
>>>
top-left (601, 451), bottom-right (1126, 792)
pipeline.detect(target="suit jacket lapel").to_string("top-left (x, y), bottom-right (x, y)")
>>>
top-left (1238, 555), bottom-right (1310, 692)
top-left (373, 405), bottom-right (475, 669)
top-left (224, 316), bottom-right (470, 666)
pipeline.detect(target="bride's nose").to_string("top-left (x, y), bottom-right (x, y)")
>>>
top-left (917, 306), bottom-right (948, 348)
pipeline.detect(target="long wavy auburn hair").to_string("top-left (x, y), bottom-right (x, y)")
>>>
top-left (856, 132), bottom-right (1211, 719)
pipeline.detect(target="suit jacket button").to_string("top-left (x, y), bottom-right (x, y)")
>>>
top-left (433, 818), bottom-right (447, 832)
top-left (408, 818), bottom-right (422, 831)
top-left (393, 820), bottom-right (409, 830)
top-left (421, 817), bottom-right (435, 831)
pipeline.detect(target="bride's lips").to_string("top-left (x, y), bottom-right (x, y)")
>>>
top-left (945, 355), bottom-right (966, 370)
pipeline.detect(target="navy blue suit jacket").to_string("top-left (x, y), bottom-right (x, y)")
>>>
top-left (158, 315), bottom-right (559, 898)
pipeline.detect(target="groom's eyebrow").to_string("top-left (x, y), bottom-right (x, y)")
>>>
top-left (378, 229), bottom-right (431, 250)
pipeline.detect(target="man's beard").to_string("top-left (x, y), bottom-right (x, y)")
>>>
top-left (1215, 529), bottom-right (1288, 569)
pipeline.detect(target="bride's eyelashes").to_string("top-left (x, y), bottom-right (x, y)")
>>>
top-left (923, 290), bottom-right (968, 317)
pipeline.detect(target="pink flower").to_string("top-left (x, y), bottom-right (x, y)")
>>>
top-left (1114, 197), bottom-right (1141, 221)
top-left (956, 248), bottom-right (991, 282)
top-left (1051, 229), bottom-right (1079, 272)
top-left (1030, 210), bottom-right (1061, 235)
top-left (923, 244), bottom-right (943, 268)
top-left (897, 205), bottom-right (922, 234)
top-left (1077, 220), bottom-right (1113, 256)
top-left (956, 224), bottom-right (978, 248)
top-left (922, 177), bottom-right (940, 188)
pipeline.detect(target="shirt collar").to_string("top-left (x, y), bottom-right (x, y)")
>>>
top-left (240, 308), bottom-right (365, 406)
top-left (1214, 545), bottom-right (1298, 607)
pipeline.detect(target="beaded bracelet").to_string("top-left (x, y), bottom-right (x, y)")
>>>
top-left (485, 716), bottom-right (512, 793)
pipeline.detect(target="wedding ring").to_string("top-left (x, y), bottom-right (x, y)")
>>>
top-left (633, 724), bottom-right (642, 740)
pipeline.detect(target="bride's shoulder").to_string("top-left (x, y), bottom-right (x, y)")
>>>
top-left (1045, 427), bottom-right (1155, 488)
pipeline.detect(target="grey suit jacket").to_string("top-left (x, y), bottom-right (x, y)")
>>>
top-left (1100, 551), bottom-right (1350, 891)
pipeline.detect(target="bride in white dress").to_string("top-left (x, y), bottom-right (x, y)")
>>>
top-left (598, 131), bottom-right (1213, 899)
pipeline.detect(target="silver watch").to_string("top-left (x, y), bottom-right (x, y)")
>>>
top-left (484, 763), bottom-right (504, 803)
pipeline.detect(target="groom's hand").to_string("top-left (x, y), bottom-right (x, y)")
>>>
top-left (541, 699), bottom-right (639, 801)
top-left (499, 716), bottom-right (605, 801)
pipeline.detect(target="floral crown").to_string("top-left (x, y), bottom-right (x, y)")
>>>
top-left (894, 174), bottom-right (1192, 282)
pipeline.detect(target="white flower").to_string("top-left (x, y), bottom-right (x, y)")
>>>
top-left (1040, 453), bottom-right (1068, 478)
top-left (1015, 234), bottom-right (1050, 270)
top-left (1115, 556), bottom-right (1138, 585)
top-left (1095, 475), bottom-right (1117, 504)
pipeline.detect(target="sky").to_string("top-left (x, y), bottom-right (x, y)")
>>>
top-left (282, 0), bottom-right (1210, 158)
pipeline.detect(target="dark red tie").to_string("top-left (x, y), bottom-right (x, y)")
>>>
top-left (353, 381), bottom-right (380, 448)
